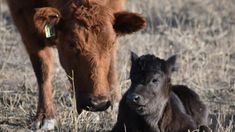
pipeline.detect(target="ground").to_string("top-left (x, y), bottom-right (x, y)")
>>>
top-left (0, 0), bottom-right (235, 131)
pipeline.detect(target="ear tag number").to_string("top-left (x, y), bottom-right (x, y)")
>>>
top-left (44, 24), bottom-right (56, 38)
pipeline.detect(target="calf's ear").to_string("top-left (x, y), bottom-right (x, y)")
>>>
top-left (166, 55), bottom-right (178, 74)
top-left (131, 51), bottom-right (138, 63)
top-left (113, 11), bottom-right (146, 35)
top-left (34, 7), bottom-right (61, 38)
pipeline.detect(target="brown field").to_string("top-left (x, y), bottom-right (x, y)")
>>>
top-left (0, 0), bottom-right (235, 131)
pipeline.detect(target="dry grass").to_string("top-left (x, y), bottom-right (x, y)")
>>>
top-left (0, 0), bottom-right (235, 131)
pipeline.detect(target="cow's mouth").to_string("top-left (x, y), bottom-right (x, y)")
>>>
top-left (76, 95), bottom-right (111, 112)
top-left (82, 100), bottom-right (111, 112)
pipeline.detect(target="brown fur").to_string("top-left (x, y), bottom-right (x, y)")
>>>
top-left (7, 0), bottom-right (146, 126)
top-left (112, 53), bottom-right (211, 132)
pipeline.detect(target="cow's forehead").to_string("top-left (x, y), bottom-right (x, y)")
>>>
top-left (72, 3), bottom-right (114, 28)
top-left (61, 3), bottom-right (116, 55)
top-left (72, 25), bottom-right (115, 54)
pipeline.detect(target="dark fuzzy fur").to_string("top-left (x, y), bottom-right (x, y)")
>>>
top-left (112, 53), bottom-right (211, 132)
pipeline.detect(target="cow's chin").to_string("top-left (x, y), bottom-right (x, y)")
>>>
top-left (76, 96), bottom-right (111, 112)
top-left (78, 101), bottom-right (111, 112)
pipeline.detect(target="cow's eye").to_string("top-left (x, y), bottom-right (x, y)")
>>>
top-left (76, 48), bottom-right (80, 56)
top-left (66, 43), bottom-right (80, 54)
top-left (66, 43), bottom-right (75, 50)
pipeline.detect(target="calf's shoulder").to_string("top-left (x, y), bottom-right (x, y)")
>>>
top-left (159, 92), bottom-right (197, 132)
top-left (172, 85), bottom-right (209, 126)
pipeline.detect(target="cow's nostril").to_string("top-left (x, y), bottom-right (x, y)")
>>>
top-left (86, 106), bottom-right (92, 110)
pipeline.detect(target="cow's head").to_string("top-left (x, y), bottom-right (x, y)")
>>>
top-left (33, 2), bottom-right (146, 112)
top-left (126, 52), bottom-right (177, 115)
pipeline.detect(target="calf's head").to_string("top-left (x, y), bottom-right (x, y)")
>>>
top-left (126, 52), bottom-right (177, 115)
top-left (33, 2), bottom-right (146, 112)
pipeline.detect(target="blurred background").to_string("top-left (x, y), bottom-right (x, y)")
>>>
top-left (0, 0), bottom-right (235, 131)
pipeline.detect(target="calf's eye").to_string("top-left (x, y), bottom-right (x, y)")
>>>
top-left (152, 79), bottom-right (158, 84)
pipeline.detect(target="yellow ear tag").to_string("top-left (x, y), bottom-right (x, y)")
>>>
top-left (44, 24), bottom-right (56, 38)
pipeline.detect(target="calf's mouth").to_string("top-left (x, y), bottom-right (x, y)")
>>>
top-left (125, 94), bottom-right (147, 114)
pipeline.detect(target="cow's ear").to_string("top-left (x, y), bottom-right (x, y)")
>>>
top-left (166, 55), bottom-right (178, 74)
top-left (113, 11), bottom-right (146, 35)
top-left (34, 7), bottom-right (61, 37)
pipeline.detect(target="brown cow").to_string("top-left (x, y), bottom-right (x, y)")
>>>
top-left (7, 0), bottom-right (146, 130)
top-left (112, 52), bottom-right (211, 132)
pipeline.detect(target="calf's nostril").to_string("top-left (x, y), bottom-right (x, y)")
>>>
top-left (126, 94), bottom-right (141, 104)
top-left (132, 95), bottom-right (140, 103)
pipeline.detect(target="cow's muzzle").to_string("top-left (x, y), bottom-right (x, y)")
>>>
top-left (77, 95), bottom-right (111, 112)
